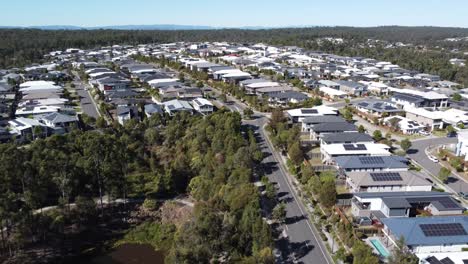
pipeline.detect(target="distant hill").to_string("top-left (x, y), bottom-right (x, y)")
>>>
top-left (0, 24), bottom-right (216, 30)
top-left (0, 24), bottom-right (314, 31)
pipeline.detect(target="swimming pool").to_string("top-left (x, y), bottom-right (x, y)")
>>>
top-left (370, 239), bottom-right (390, 258)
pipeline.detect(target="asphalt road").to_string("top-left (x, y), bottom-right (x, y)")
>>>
top-left (248, 117), bottom-right (332, 264)
top-left (408, 137), bottom-right (468, 194)
top-left (73, 77), bottom-right (100, 119)
top-left (215, 93), bottom-right (332, 264)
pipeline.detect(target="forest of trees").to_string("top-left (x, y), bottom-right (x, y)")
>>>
top-left (0, 110), bottom-right (273, 263)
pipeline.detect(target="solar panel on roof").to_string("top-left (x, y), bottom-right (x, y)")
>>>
top-left (168, 105), bottom-right (175, 110)
top-left (343, 144), bottom-right (367, 151)
top-left (425, 256), bottom-right (442, 264)
top-left (440, 257), bottom-right (455, 264)
top-left (420, 223), bottom-right (467, 237)
top-left (301, 109), bottom-right (318, 114)
top-left (359, 156), bottom-right (384, 164)
top-left (370, 172), bottom-right (402, 181)
top-left (437, 197), bottom-right (460, 209)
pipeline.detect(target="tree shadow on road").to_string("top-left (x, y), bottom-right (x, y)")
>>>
top-left (276, 236), bottom-right (314, 264)
top-left (284, 214), bottom-right (306, 225)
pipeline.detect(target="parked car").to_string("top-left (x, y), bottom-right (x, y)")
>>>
top-left (428, 155), bottom-right (439, 163)
top-left (419, 130), bottom-right (430, 136)
top-left (447, 132), bottom-right (457, 138)
top-left (459, 192), bottom-right (468, 199)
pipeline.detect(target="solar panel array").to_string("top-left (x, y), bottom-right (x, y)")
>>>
top-left (439, 257), bottom-right (455, 264)
top-left (359, 156), bottom-right (384, 164)
top-left (437, 197), bottom-right (460, 209)
top-left (343, 144), bottom-right (367, 151)
top-left (301, 109), bottom-right (318, 114)
top-left (420, 223), bottom-right (467, 237)
top-left (370, 172), bottom-right (402, 181)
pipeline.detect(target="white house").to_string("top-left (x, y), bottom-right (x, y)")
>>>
top-left (191, 98), bottom-right (214, 115)
top-left (321, 143), bottom-right (391, 163)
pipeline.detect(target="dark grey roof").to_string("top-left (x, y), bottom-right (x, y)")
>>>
top-left (311, 122), bottom-right (357, 133)
top-left (42, 112), bottom-right (77, 123)
top-left (393, 93), bottom-right (425, 103)
top-left (335, 156), bottom-right (408, 170)
top-left (270, 91), bottom-right (308, 100)
top-left (335, 80), bottom-right (366, 89)
top-left (144, 104), bottom-right (163, 115)
top-left (302, 115), bottom-right (346, 124)
top-left (356, 100), bottom-right (401, 113)
top-left (117, 106), bottom-right (131, 115)
top-left (321, 132), bottom-right (373, 144)
top-left (382, 197), bottom-right (412, 208)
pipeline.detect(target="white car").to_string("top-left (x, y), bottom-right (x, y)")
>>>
top-left (428, 156), bottom-right (439, 163)
top-left (419, 130), bottom-right (430, 136)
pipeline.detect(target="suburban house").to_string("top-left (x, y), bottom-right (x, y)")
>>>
top-left (96, 76), bottom-right (131, 93)
top-left (320, 132), bottom-right (374, 145)
top-left (404, 107), bottom-right (444, 131)
top-left (162, 99), bottom-right (193, 116)
top-left (286, 106), bottom-right (338, 123)
top-left (267, 91), bottom-right (309, 105)
top-left (346, 171), bottom-right (432, 193)
top-left (117, 106), bottom-right (139, 125)
top-left (354, 100), bottom-right (402, 118)
top-left (383, 116), bottom-right (425, 134)
top-left (309, 122), bottom-right (358, 140)
top-left (351, 192), bottom-right (464, 219)
top-left (144, 103), bottom-right (164, 117)
top-left (300, 115), bottom-right (347, 132)
top-left (8, 117), bottom-right (51, 139)
top-left (335, 80), bottom-right (368, 96)
top-left (321, 143), bottom-right (391, 164)
top-left (381, 216), bottom-right (468, 255)
top-left (40, 112), bottom-right (78, 133)
top-left (191, 98), bottom-right (214, 115)
top-left (319, 86), bottom-right (347, 99)
top-left (335, 156), bottom-right (409, 173)
top-left (391, 90), bottom-right (449, 109)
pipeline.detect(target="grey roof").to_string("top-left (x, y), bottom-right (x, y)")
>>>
top-left (321, 132), bottom-right (373, 144)
top-left (356, 100), bottom-right (401, 113)
top-left (302, 115), bottom-right (346, 124)
top-left (270, 91), bottom-right (308, 100)
top-left (335, 156), bottom-right (408, 170)
top-left (346, 171), bottom-right (431, 187)
top-left (142, 73), bottom-right (171, 82)
top-left (239, 78), bottom-right (269, 85)
top-left (393, 93), bottom-right (425, 104)
top-left (381, 216), bottom-right (468, 246)
top-left (144, 104), bottom-right (163, 115)
top-left (335, 80), bottom-right (366, 89)
top-left (42, 112), bottom-right (77, 123)
top-left (354, 191), bottom-right (463, 211)
top-left (311, 122), bottom-right (357, 133)
top-left (117, 106), bottom-right (131, 115)
top-left (382, 197), bottom-right (412, 208)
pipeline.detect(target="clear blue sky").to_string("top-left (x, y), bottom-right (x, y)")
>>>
top-left (3, 0), bottom-right (468, 28)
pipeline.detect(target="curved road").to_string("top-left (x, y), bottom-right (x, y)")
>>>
top-left (408, 137), bottom-right (468, 193)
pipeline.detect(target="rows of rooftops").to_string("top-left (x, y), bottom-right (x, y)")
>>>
top-left (1, 41), bottom-right (467, 262)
